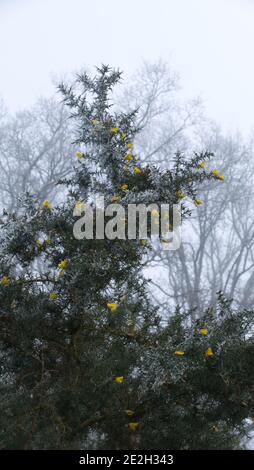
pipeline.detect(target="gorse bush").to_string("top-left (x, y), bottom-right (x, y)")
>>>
top-left (0, 66), bottom-right (252, 450)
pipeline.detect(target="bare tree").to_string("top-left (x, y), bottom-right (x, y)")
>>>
top-left (0, 96), bottom-right (75, 211)
top-left (148, 125), bottom-right (254, 313)
top-left (117, 60), bottom-right (205, 167)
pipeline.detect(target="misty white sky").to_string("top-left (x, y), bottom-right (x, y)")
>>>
top-left (0, 0), bottom-right (254, 134)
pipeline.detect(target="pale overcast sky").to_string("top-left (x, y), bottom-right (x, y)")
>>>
top-left (0, 0), bottom-right (254, 134)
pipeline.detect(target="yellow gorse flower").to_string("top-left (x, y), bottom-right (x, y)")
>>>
top-left (58, 259), bottom-right (69, 270)
top-left (174, 351), bottom-right (185, 356)
top-left (115, 376), bottom-right (124, 384)
top-left (129, 422), bottom-right (139, 431)
top-left (107, 302), bottom-right (118, 312)
top-left (110, 127), bottom-right (119, 134)
top-left (176, 190), bottom-right (185, 199)
top-left (58, 270), bottom-right (65, 278)
top-left (212, 169), bottom-right (225, 181)
top-left (120, 183), bottom-right (128, 190)
top-left (140, 239), bottom-right (147, 246)
top-left (49, 292), bottom-right (58, 300)
top-left (121, 131), bottom-right (127, 139)
top-left (76, 151), bottom-right (84, 160)
top-left (195, 199), bottom-right (204, 206)
top-left (200, 328), bottom-right (208, 336)
top-left (42, 200), bottom-right (53, 210)
top-left (125, 410), bottom-right (135, 417)
top-left (134, 166), bottom-right (142, 175)
top-left (92, 119), bottom-right (99, 125)
top-left (124, 153), bottom-right (133, 161)
top-left (127, 143), bottom-right (134, 149)
top-left (199, 162), bottom-right (206, 169)
top-left (36, 239), bottom-right (43, 248)
top-left (212, 168), bottom-right (225, 181)
top-left (206, 347), bottom-right (214, 357)
top-left (0, 276), bottom-right (10, 286)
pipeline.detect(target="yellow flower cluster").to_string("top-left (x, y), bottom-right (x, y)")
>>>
top-left (76, 151), bottom-right (85, 160)
top-left (129, 422), bottom-right (139, 431)
top-left (199, 162), bottom-right (206, 169)
top-left (212, 169), bottom-right (225, 181)
top-left (134, 166), bottom-right (142, 175)
top-left (124, 153), bottom-right (133, 161)
top-left (200, 328), bottom-right (208, 336)
top-left (120, 183), bottom-right (128, 191)
top-left (107, 302), bottom-right (118, 312)
top-left (42, 200), bottom-right (53, 210)
top-left (206, 347), bottom-right (214, 357)
top-left (110, 127), bottom-right (119, 134)
top-left (49, 292), bottom-right (58, 300)
top-left (115, 376), bottom-right (124, 384)
top-left (175, 190), bottom-right (185, 199)
top-left (58, 259), bottom-right (69, 270)
top-left (57, 259), bottom-right (69, 279)
top-left (195, 199), bottom-right (204, 206)
top-left (0, 276), bottom-right (10, 286)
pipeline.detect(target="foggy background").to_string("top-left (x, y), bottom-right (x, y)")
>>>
top-left (0, 0), bottom-right (254, 135)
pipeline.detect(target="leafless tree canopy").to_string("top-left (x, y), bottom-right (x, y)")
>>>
top-left (0, 97), bottom-right (75, 211)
